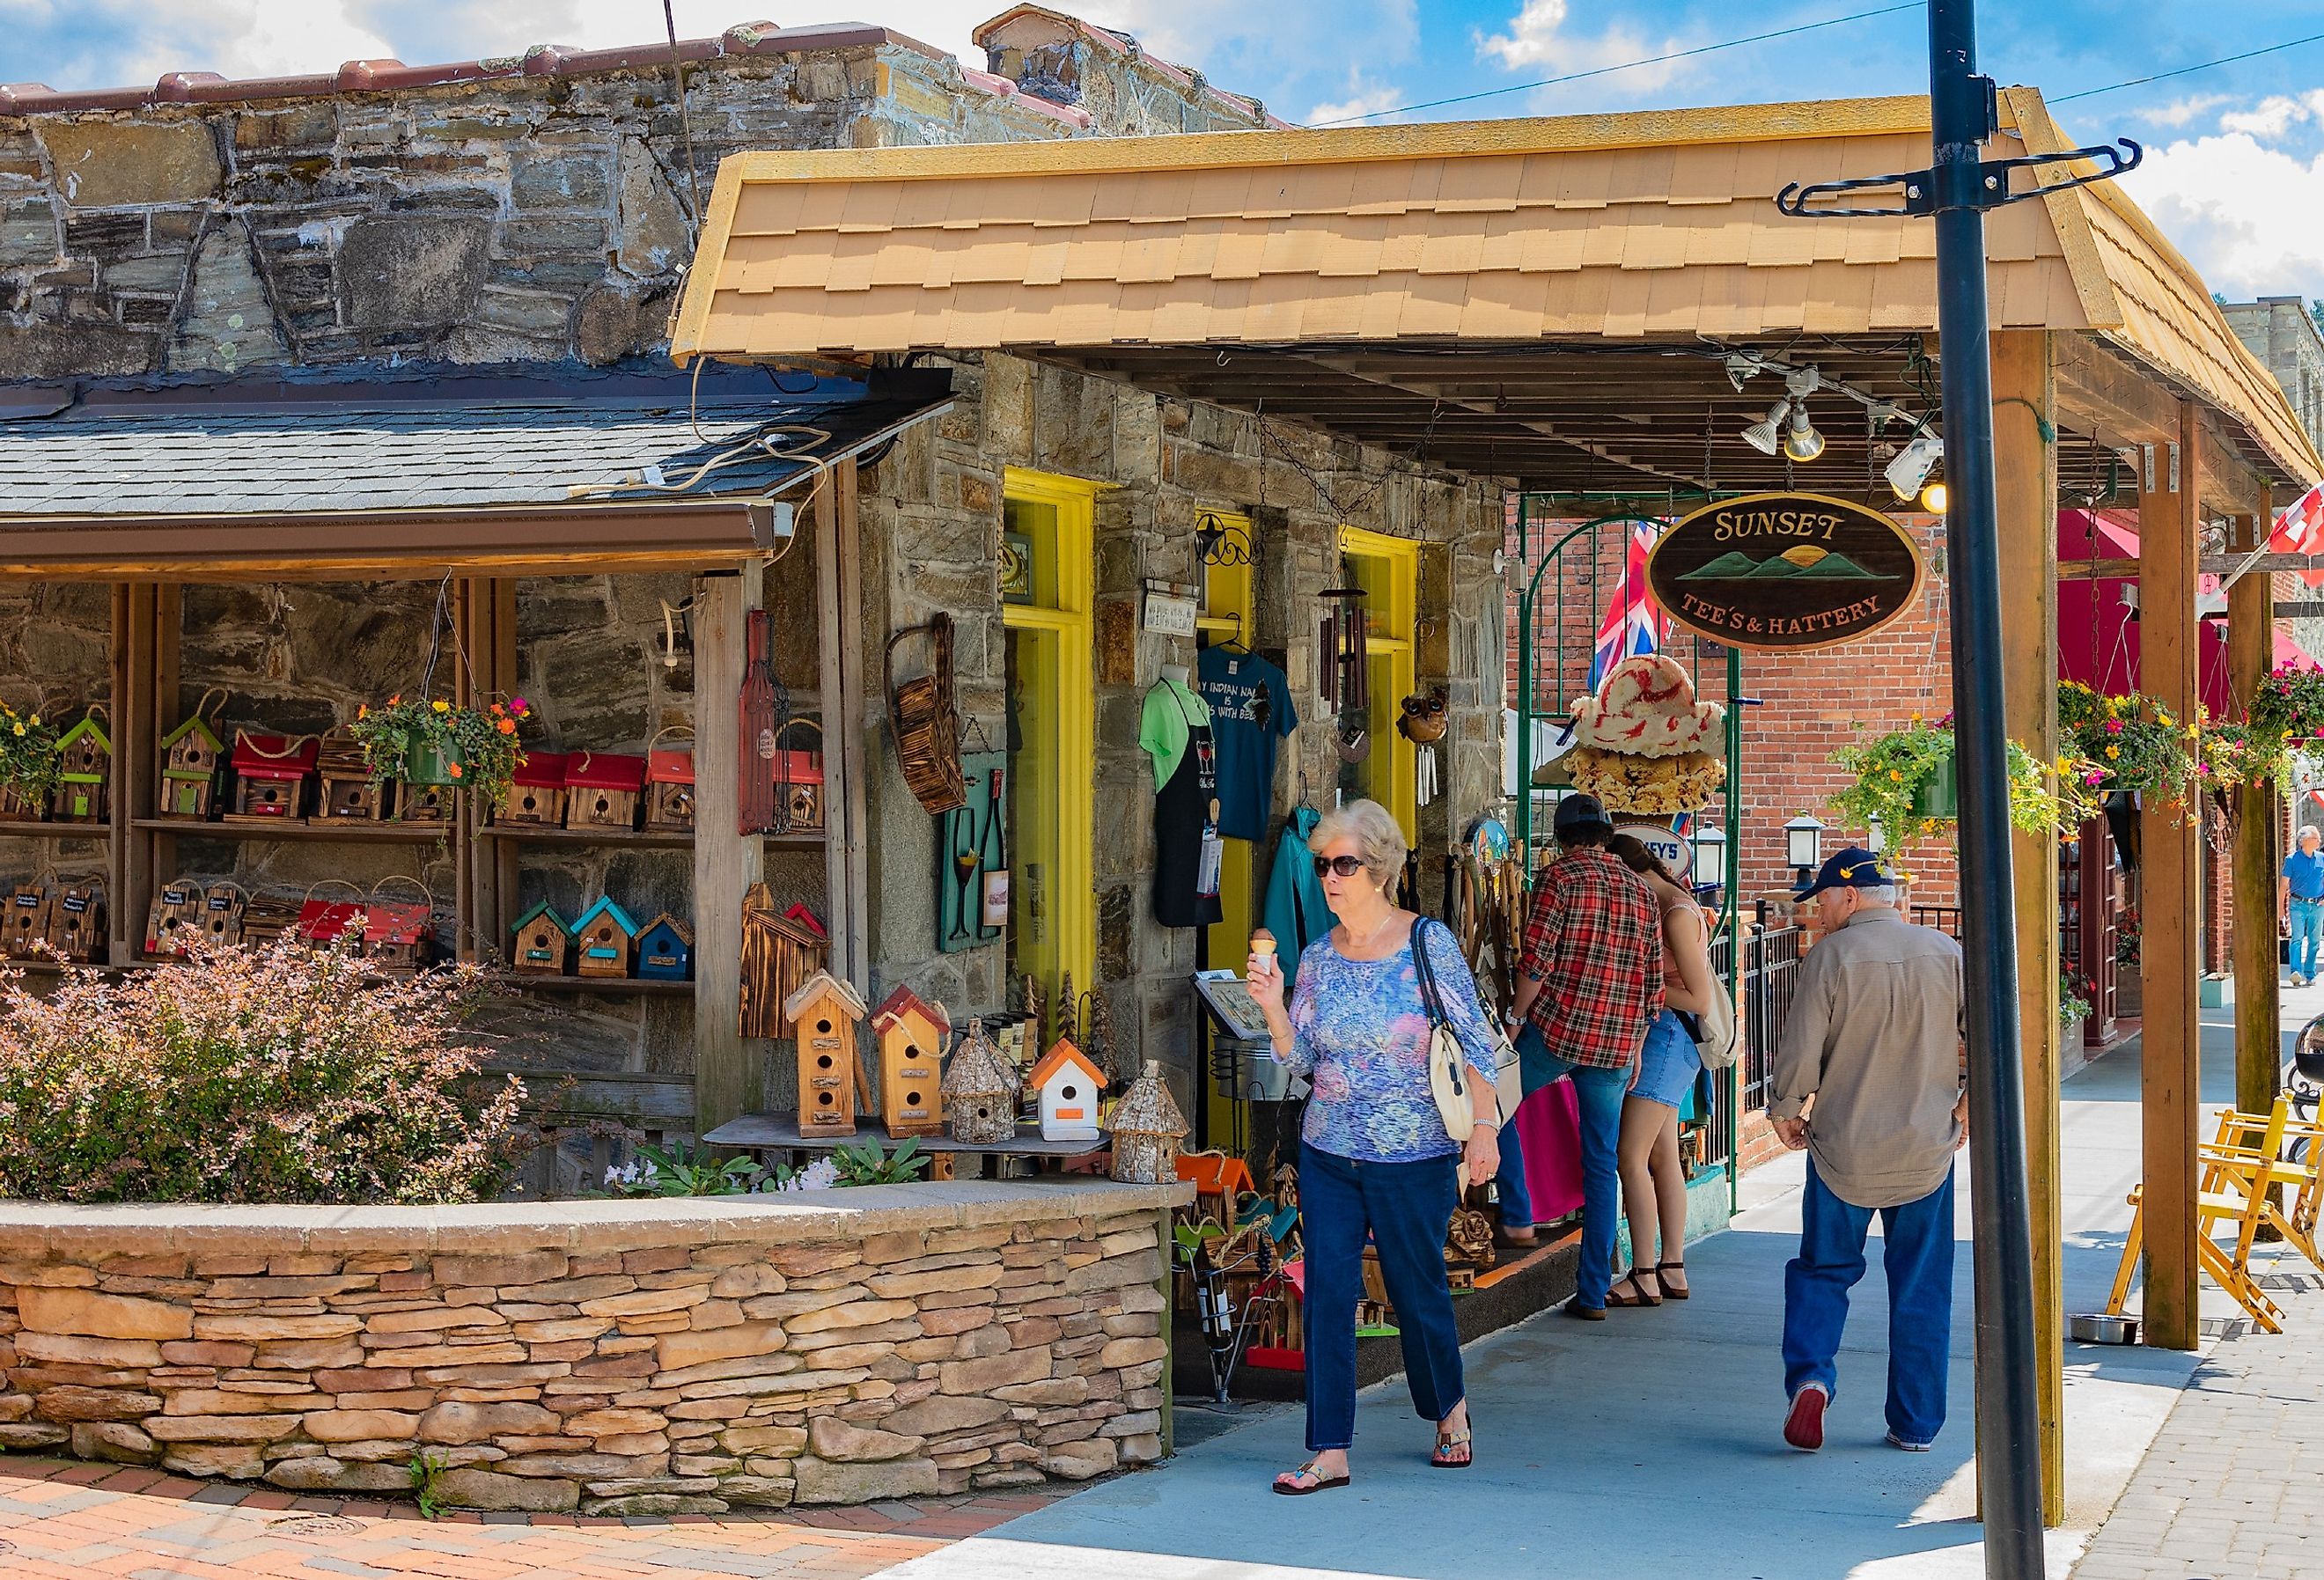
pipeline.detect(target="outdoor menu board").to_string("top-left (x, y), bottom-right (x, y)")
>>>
top-left (1646, 491), bottom-right (1925, 653)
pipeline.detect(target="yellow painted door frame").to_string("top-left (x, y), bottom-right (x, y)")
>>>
top-left (1199, 511), bottom-right (1258, 1144)
top-left (1000, 468), bottom-right (1096, 1018)
top-left (1338, 525), bottom-right (1418, 847)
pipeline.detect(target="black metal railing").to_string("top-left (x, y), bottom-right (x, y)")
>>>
top-left (1911, 904), bottom-right (1963, 937)
top-left (1737, 909), bottom-right (1807, 1113)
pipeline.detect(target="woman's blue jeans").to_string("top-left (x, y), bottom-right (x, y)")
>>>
top-left (1298, 1141), bottom-right (1463, 1452)
top-left (2292, 900), bottom-right (2324, 980)
top-left (1516, 1022), bottom-right (1631, 1309)
top-left (1781, 1158), bottom-right (1955, 1446)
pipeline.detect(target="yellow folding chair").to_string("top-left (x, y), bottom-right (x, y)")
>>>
top-left (2107, 1097), bottom-right (2292, 1333)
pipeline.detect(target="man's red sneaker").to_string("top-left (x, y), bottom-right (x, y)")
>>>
top-left (1783, 1385), bottom-right (1828, 1451)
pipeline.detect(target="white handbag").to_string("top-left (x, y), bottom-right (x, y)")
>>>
top-left (1415, 920), bottom-right (1521, 1140)
top-left (1689, 982), bottom-right (1741, 1071)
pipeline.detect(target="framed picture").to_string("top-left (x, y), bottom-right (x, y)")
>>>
top-left (999, 531), bottom-right (1034, 605)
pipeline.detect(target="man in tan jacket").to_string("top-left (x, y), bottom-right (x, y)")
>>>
top-left (1768, 848), bottom-right (1965, 1454)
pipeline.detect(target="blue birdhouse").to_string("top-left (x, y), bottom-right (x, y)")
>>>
top-left (636, 912), bottom-right (695, 981)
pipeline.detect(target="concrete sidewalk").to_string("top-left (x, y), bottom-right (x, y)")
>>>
top-left (877, 1018), bottom-right (2247, 1580)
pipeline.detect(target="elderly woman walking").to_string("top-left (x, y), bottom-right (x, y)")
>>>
top-left (1246, 798), bottom-right (1504, 1494)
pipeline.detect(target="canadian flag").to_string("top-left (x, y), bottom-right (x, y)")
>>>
top-left (2271, 481), bottom-right (2324, 585)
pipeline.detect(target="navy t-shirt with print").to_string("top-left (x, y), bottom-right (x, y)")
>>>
top-left (1196, 646), bottom-right (1298, 841)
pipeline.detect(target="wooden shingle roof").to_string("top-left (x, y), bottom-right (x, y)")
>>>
top-left (673, 90), bottom-right (2320, 489)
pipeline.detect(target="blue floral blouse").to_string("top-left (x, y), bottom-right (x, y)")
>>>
top-left (1281, 918), bottom-right (1503, 1164)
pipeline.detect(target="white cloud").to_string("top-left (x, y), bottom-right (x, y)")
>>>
top-left (1476, 0), bottom-right (1682, 93)
top-left (1, 0), bottom-right (393, 86)
top-left (2134, 93), bottom-right (2232, 129)
top-left (2120, 130), bottom-right (2324, 302)
top-left (2220, 95), bottom-right (2312, 139)
top-left (1307, 77), bottom-right (1408, 128)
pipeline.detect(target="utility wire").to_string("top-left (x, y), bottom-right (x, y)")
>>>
top-left (1307, 3), bottom-right (1920, 126)
top-left (2051, 30), bottom-right (2324, 104)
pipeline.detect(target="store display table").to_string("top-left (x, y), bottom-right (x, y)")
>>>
top-left (702, 1111), bottom-right (1106, 1157)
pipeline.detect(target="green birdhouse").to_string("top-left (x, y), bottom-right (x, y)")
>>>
top-left (52, 713), bottom-right (110, 824)
top-left (157, 714), bottom-right (224, 820)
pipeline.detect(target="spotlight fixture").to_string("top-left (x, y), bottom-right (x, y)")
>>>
top-left (1783, 406), bottom-right (1826, 463)
top-left (1884, 434), bottom-right (1943, 500)
top-left (1725, 353), bottom-right (1758, 393)
top-left (1741, 399), bottom-right (1791, 456)
top-left (1921, 480), bottom-right (1949, 514)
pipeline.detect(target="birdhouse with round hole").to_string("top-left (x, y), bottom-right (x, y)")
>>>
top-left (636, 912), bottom-right (694, 981)
top-left (157, 714), bottom-right (224, 820)
top-left (314, 728), bottom-right (386, 822)
top-left (510, 901), bottom-right (573, 975)
top-left (1029, 1036), bottom-right (1108, 1143)
top-left (45, 878), bottom-right (106, 964)
top-left (229, 731), bottom-right (317, 821)
top-left (942, 1019), bottom-right (1020, 1144)
top-left (51, 714), bottom-right (110, 823)
top-left (5, 878), bottom-right (53, 960)
top-left (563, 751), bottom-right (646, 832)
top-left (784, 969), bottom-right (869, 1138)
top-left (572, 896), bottom-right (640, 979)
top-left (497, 751), bottom-right (569, 827)
top-left (142, 879), bottom-right (204, 958)
top-left (644, 739), bottom-right (695, 834)
top-left (872, 985), bottom-right (950, 1140)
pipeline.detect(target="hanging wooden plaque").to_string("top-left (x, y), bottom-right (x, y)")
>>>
top-left (1645, 492), bottom-right (1925, 653)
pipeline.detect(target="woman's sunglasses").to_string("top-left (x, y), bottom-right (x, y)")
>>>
top-left (1312, 855), bottom-right (1367, 878)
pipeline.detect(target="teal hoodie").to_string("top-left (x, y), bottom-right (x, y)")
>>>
top-left (1261, 805), bottom-right (1339, 991)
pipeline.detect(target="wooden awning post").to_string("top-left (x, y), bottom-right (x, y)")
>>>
top-left (2229, 504), bottom-right (2281, 1117)
top-left (1994, 328), bottom-right (2064, 1522)
top-left (2138, 404), bottom-right (2204, 1349)
top-left (695, 564), bottom-right (767, 1138)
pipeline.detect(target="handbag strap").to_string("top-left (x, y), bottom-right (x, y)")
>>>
top-left (1409, 918), bottom-right (1452, 1032)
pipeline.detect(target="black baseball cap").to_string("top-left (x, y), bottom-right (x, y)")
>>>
top-left (1553, 793), bottom-right (1614, 838)
top-left (1793, 846), bottom-right (1892, 902)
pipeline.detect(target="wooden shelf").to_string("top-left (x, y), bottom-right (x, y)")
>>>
top-left (702, 1112), bottom-right (1106, 1157)
top-left (510, 973), bottom-right (695, 996)
top-left (480, 824), bottom-right (694, 849)
top-left (0, 820), bottom-right (107, 840)
top-left (132, 818), bottom-right (449, 843)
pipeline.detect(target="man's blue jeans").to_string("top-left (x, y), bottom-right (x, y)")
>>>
top-left (1517, 1023), bottom-right (1631, 1309)
top-left (1782, 1158), bottom-right (1955, 1446)
top-left (1298, 1142), bottom-right (1464, 1452)
top-left (2292, 900), bottom-right (2324, 980)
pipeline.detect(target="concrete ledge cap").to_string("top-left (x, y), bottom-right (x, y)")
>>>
top-left (0, 1178), bottom-right (1193, 1260)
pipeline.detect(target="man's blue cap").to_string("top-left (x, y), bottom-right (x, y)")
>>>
top-left (1793, 846), bottom-right (1892, 902)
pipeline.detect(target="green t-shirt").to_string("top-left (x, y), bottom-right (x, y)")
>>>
top-left (1137, 677), bottom-right (1211, 790)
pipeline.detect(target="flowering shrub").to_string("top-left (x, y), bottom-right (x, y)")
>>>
top-left (0, 938), bottom-right (526, 1203)
top-left (349, 694), bottom-right (532, 809)
top-left (0, 702), bottom-right (60, 806)
top-left (2249, 660), bottom-right (2324, 746)
top-left (2060, 970), bottom-right (2093, 1025)
top-left (1832, 716), bottom-right (2094, 844)
top-left (2197, 716), bottom-right (2281, 792)
top-left (2058, 681), bottom-right (2195, 800)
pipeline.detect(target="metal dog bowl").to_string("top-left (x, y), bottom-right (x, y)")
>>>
top-left (2068, 1312), bottom-right (2139, 1345)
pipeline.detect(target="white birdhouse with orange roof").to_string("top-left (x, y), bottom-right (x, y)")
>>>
top-left (1029, 1036), bottom-right (1108, 1143)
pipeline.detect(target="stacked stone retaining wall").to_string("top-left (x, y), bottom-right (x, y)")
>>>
top-left (0, 1180), bottom-right (1182, 1513)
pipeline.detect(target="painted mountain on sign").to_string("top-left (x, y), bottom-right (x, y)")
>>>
top-left (1679, 545), bottom-right (1891, 581)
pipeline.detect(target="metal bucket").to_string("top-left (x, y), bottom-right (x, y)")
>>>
top-left (2068, 1312), bottom-right (2139, 1345)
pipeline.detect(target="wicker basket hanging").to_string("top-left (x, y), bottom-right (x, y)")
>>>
top-left (885, 614), bottom-right (967, 815)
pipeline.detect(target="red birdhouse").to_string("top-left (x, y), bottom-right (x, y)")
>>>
top-left (563, 751), bottom-right (646, 832)
top-left (230, 731), bottom-right (319, 821)
top-left (644, 737), bottom-right (695, 834)
top-left (498, 750), bottom-right (570, 827)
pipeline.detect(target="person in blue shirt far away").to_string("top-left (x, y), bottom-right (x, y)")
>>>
top-left (2284, 824), bottom-right (2324, 987)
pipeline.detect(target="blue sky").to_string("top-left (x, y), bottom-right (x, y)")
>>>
top-left (3, 0), bottom-right (2320, 299)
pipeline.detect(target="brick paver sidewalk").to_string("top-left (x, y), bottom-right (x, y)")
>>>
top-left (2073, 1254), bottom-right (2324, 1580)
top-left (0, 1454), bottom-right (1072, 1580)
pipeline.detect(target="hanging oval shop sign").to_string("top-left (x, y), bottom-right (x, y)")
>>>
top-left (1645, 492), bottom-right (1925, 653)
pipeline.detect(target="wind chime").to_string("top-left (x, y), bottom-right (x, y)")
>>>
top-left (1319, 585), bottom-right (1369, 763)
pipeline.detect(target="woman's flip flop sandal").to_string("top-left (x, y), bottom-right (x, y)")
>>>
top-left (1273, 1459), bottom-right (1351, 1495)
top-left (1431, 1427), bottom-right (1474, 1469)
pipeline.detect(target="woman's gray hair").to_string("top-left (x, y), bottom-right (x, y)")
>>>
top-left (1309, 797), bottom-right (1408, 887)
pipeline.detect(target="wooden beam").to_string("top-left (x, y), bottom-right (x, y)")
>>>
top-left (2229, 506), bottom-right (2281, 1120)
top-left (1995, 329), bottom-right (2064, 1524)
top-left (2139, 407), bottom-right (2203, 1351)
top-left (2062, 552), bottom-right (2324, 583)
top-left (108, 584), bottom-right (154, 965)
top-left (2055, 333), bottom-right (2181, 448)
top-left (693, 567), bottom-right (765, 1140)
top-left (2199, 413), bottom-right (2269, 521)
top-left (820, 459), bottom-right (872, 989)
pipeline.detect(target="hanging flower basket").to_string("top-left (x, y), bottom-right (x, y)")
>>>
top-left (1908, 753), bottom-right (1958, 819)
top-left (405, 739), bottom-right (462, 786)
top-left (1833, 717), bottom-right (2095, 844)
top-left (2057, 681), bottom-right (2195, 801)
top-left (0, 702), bottom-right (61, 814)
top-left (349, 694), bottom-right (533, 811)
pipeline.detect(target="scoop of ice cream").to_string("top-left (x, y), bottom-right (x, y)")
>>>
top-left (1570, 654), bottom-right (1725, 759)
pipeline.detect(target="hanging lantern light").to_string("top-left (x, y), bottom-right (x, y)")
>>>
top-left (1921, 479), bottom-right (1949, 514)
top-left (1691, 823), bottom-right (1730, 893)
top-left (1783, 812), bottom-right (1827, 883)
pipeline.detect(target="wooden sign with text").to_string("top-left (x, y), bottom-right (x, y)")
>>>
top-left (1646, 492), bottom-right (1924, 652)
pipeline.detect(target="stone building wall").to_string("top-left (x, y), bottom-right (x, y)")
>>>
top-left (0, 1182), bottom-right (1180, 1507)
top-left (2222, 298), bottom-right (2324, 456)
top-left (859, 352), bottom-right (1508, 1121)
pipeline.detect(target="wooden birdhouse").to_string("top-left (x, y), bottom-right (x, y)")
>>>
top-left (784, 970), bottom-right (869, 1138)
top-left (46, 878), bottom-right (105, 964)
top-left (229, 731), bottom-right (318, 821)
top-left (942, 1019), bottom-right (1019, 1145)
top-left (157, 713), bottom-right (224, 820)
top-left (871, 985), bottom-right (950, 1140)
top-left (1029, 1037), bottom-right (1108, 1143)
top-left (497, 751), bottom-right (569, 827)
top-left (5, 878), bottom-right (53, 960)
top-left (362, 879), bottom-right (433, 974)
top-left (142, 879), bottom-right (205, 958)
top-left (571, 896), bottom-right (640, 978)
top-left (563, 752), bottom-right (646, 832)
top-left (292, 884), bottom-right (365, 950)
top-left (197, 882), bottom-right (246, 951)
top-left (636, 912), bottom-right (695, 981)
top-left (776, 720), bottom-right (825, 833)
top-left (739, 883), bottom-right (828, 1039)
top-left (1108, 1060), bottom-right (1190, 1184)
top-left (313, 729), bottom-right (386, 822)
top-left (237, 893), bottom-right (300, 950)
top-left (50, 714), bottom-right (110, 824)
top-left (644, 738), bottom-right (695, 833)
top-left (510, 901), bottom-right (573, 975)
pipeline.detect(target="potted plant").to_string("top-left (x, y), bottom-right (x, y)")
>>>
top-left (349, 694), bottom-right (532, 812)
top-left (2058, 682), bottom-right (2195, 803)
top-left (1833, 715), bottom-right (2096, 846)
top-left (2060, 968), bottom-right (2093, 1052)
top-left (0, 702), bottom-right (60, 819)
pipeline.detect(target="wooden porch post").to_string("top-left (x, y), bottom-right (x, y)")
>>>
top-left (694, 564), bottom-right (766, 1138)
top-left (1993, 328), bottom-right (2063, 1521)
top-left (2229, 504), bottom-right (2280, 1118)
top-left (818, 459), bottom-right (872, 989)
top-left (2137, 405), bottom-right (2203, 1349)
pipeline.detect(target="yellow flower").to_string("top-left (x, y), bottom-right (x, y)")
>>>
top-left (26, 715), bottom-right (36, 727)
top-left (9, 724), bottom-right (20, 738)
top-left (432, 700), bottom-right (450, 713)
top-left (2106, 745), bottom-right (2120, 760)
top-left (1889, 769), bottom-right (1903, 782)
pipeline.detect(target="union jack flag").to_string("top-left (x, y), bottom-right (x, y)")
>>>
top-left (1588, 521), bottom-right (1667, 691)
top-left (2270, 481), bottom-right (2324, 586)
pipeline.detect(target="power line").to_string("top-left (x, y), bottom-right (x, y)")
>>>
top-left (1306, 3), bottom-right (1921, 127)
top-left (2051, 30), bottom-right (2324, 104)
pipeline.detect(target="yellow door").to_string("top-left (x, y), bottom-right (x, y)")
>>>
top-left (1199, 512), bottom-right (1258, 1144)
top-left (1336, 525), bottom-right (1419, 849)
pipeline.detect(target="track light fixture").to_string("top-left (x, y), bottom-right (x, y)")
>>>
top-left (1741, 399), bottom-right (1791, 456)
top-left (1783, 405), bottom-right (1826, 463)
top-left (1783, 365), bottom-right (1822, 400)
top-left (1725, 353), bottom-right (1757, 393)
top-left (1885, 434), bottom-right (1944, 500)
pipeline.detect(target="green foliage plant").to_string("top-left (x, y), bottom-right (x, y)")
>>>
top-left (830, 1136), bottom-right (931, 1186)
top-left (409, 1448), bottom-right (451, 1519)
top-left (349, 693), bottom-right (533, 810)
top-left (0, 701), bottom-right (61, 805)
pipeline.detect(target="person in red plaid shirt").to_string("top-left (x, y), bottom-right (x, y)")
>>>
top-left (1511, 793), bottom-right (1666, 1318)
